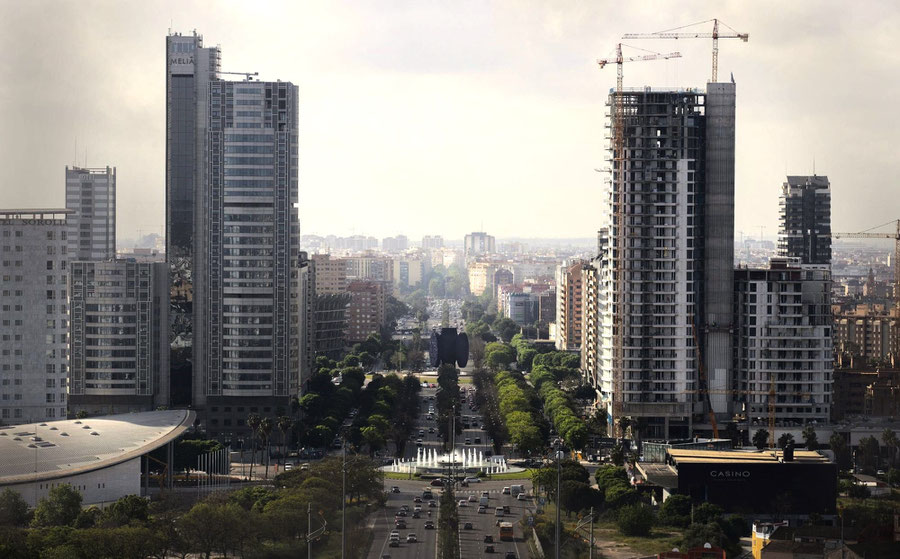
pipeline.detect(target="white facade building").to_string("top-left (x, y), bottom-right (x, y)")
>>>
top-left (65, 166), bottom-right (116, 261)
top-left (0, 209), bottom-right (71, 424)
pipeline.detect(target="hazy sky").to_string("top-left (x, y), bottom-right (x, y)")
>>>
top-left (1, 0), bottom-right (899, 245)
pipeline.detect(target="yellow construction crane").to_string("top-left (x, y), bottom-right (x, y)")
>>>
top-left (597, 44), bottom-right (681, 437)
top-left (831, 219), bottom-right (900, 309)
top-left (622, 18), bottom-right (749, 83)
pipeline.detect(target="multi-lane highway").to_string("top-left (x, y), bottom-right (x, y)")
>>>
top-left (367, 383), bottom-right (532, 559)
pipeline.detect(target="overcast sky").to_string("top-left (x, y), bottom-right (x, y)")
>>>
top-left (1, 0), bottom-right (898, 245)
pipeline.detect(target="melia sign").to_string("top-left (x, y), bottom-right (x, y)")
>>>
top-left (168, 55), bottom-right (194, 75)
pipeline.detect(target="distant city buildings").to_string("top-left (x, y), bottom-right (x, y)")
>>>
top-left (381, 235), bottom-right (408, 252)
top-left (65, 166), bottom-right (116, 261)
top-left (393, 253), bottom-right (430, 290)
top-left (554, 260), bottom-right (586, 351)
top-left (0, 209), bottom-right (71, 424)
top-left (421, 235), bottom-right (444, 250)
top-left (311, 253), bottom-right (348, 296)
top-left (346, 280), bottom-right (386, 343)
top-left (464, 231), bottom-right (495, 259)
top-left (67, 260), bottom-right (169, 416)
top-left (833, 304), bottom-right (899, 365)
top-left (778, 175), bottom-right (831, 265)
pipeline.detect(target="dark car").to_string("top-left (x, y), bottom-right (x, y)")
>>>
top-left (390, 486), bottom-right (400, 493)
top-left (430, 479), bottom-right (444, 487)
top-left (484, 535), bottom-right (494, 543)
top-left (464, 522), bottom-right (473, 530)
top-left (413, 497), bottom-right (422, 503)
top-left (424, 520), bottom-right (435, 529)
top-left (505, 552), bottom-right (516, 559)
top-left (389, 540), bottom-right (399, 548)
top-left (485, 545), bottom-right (495, 553)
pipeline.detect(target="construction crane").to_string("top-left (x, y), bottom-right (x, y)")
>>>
top-left (219, 71), bottom-right (259, 80)
top-left (597, 44), bottom-right (681, 437)
top-left (831, 219), bottom-right (900, 309)
top-left (622, 18), bottom-right (749, 83)
top-left (691, 317), bottom-right (719, 439)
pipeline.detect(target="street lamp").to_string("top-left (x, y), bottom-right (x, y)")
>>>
top-left (554, 440), bottom-right (562, 559)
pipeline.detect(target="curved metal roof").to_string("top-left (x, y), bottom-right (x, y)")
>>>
top-left (0, 410), bottom-right (195, 485)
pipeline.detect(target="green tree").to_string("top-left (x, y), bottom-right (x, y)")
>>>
top-left (610, 442), bottom-right (625, 466)
top-left (617, 503), bottom-right (654, 536)
top-left (0, 489), bottom-right (29, 526)
top-left (100, 494), bottom-right (149, 527)
top-left (493, 317), bottom-right (519, 343)
top-left (858, 435), bottom-right (880, 473)
top-left (777, 432), bottom-right (795, 449)
top-left (658, 494), bottom-right (692, 527)
top-left (32, 485), bottom-right (82, 527)
top-left (693, 502), bottom-right (724, 524)
top-left (752, 428), bottom-right (769, 450)
top-left (277, 415), bottom-right (294, 470)
top-left (604, 482), bottom-right (639, 509)
top-left (247, 412), bottom-right (261, 479)
top-left (178, 502), bottom-right (223, 559)
top-left (258, 417), bottom-right (275, 479)
top-left (830, 432), bottom-right (852, 471)
top-left (802, 424), bottom-right (819, 450)
top-left (881, 428), bottom-right (898, 467)
top-left (681, 522), bottom-right (731, 554)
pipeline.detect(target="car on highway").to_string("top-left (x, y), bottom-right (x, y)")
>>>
top-left (484, 535), bottom-right (494, 543)
top-left (412, 511), bottom-right (420, 518)
top-left (389, 540), bottom-right (399, 547)
top-left (396, 510), bottom-right (407, 517)
top-left (391, 486), bottom-right (400, 493)
top-left (416, 438), bottom-right (424, 446)
top-left (485, 545), bottom-right (495, 553)
top-left (424, 520), bottom-right (435, 529)
top-left (428, 427), bottom-right (435, 433)
top-left (414, 506), bottom-right (422, 513)
top-left (464, 437), bottom-right (471, 444)
top-left (406, 534), bottom-right (417, 543)
top-left (430, 479), bottom-right (444, 487)
top-left (502, 505), bottom-right (510, 514)
top-left (478, 505), bottom-right (488, 514)
top-left (400, 504), bottom-right (410, 511)
top-left (395, 519), bottom-right (407, 529)
top-left (464, 476), bottom-right (481, 483)
top-left (463, 522), bottom-right (473, 530)
top-left (505, 552), bottom-right (517, 559)
top-left (428, 500), bottom-right (437, 507)
top-left (501, 486), bottom-right (510, 495)
top-left (458, 499), bottom-right (466, 507)
top-left (422, 489), bottom-right (433, 499)
top-left (390, 530), bottom-right (399, 539)
top-left (474, 437), bottom-right (482, 444)
top-left (467, 495), bottom-right (477, 502)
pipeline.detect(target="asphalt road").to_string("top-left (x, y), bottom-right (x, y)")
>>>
top-left (368, 383), bottom-right (534, 559)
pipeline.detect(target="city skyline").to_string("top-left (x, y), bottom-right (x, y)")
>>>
top-left (2, 1), bottom-right (899, 242)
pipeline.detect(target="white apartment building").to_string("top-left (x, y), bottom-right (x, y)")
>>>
top-left (0, 209), bottom-right (71, 424)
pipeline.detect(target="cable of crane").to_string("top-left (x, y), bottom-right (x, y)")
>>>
top-left (858, 218), bottom-right (899, 234)
top-left (647, 18), bottom-right (718, 35)
top-left (620, 43), bottom-right (673, 56)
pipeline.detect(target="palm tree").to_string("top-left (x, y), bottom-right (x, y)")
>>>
top-left (246, 413), bottom-right (261, 480)
top-left (277, 416), bottom-right (294, 470)
top-left (882, 428), bottom-right (898, 467)
top-left (259, 417), bottom-right (275, 479)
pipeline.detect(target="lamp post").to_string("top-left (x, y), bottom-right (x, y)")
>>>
top-left (555, 440), bottom-right (562, 559)
top-left (341, 435), bottom-right (346, 559)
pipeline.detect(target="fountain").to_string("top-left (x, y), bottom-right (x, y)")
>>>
top-left (385, 447), bottom-right (514, 474)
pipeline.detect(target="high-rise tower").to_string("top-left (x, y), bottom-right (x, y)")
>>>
top-left (65, 166), bottom-right (116, 260)
top-left (597, 83), bottom-right (736, 439)
top-left (778, 175), bottom-right (831, 265)
top-left (165, 31), bottom-right (220, 406)
top-left (197, 79), bottom-right (300, 427)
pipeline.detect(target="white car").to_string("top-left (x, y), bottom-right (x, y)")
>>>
top-left (464, 476), bottom-right (481, 483)
top-left (458, 499), bottom-right (467, 507)
top-left (502, 487), bottom-right (511, 495)
top-left (468, 495), bottom-right (477, 502)
top-left (406, 534), bottom-right (417, 543)
top-left (517, 493), bottom-right (528, 501)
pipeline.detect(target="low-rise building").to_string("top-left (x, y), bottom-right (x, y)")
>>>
top-left (310, 253), bottom-right (348, 296)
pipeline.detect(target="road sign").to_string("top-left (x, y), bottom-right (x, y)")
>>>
top-left (538, 496), bottom-right (545, 505)
top-left (527, 515), bottom-right (534, 526)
